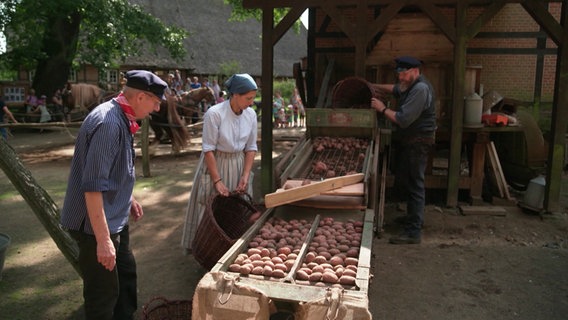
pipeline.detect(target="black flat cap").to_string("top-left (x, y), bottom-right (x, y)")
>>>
top-left (125, 70), bottom-right (168, 100)
top-left (395, 56), bottom-right (423, 73)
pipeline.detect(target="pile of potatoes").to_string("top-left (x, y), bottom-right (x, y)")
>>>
top-left (295, 217), bottom-right (362, 286)
top-left (308, 136), bottom-right (369, 178)
top-left (228, 215), bottom-right (363, 288)
top-left (228, 217), bottom-right (312, 278)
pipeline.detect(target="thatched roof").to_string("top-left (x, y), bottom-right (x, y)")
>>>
top-left (124, 0), bottom-right (307, 77)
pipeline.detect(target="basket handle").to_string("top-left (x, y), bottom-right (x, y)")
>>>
top-left (142, 296), bottom-right (170, 316)
top-left (229, 191), bottom-right (256, 207)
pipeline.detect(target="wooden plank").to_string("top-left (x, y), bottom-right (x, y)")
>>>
top-left (485, 142), bottom-right (505, 198)
top-left (489, 141), bottom-right (512, 200)
top-left (286, 195), bottom-right (365, 209)
top-left (265, 173), bottom-right (364, 208)
top-left (316, 59), bottom-right (335, 108)
top-left (459, 205), bottom-right (507, 216)
top-left (279, 180), bottom-right (364, 196)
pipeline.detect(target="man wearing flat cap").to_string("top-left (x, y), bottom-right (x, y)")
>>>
top-left (371, 56), bottom-right (437, 244)
top-left (61, 70), bottom-right (167, 319)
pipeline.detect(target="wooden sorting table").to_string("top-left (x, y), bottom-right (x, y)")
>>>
top-left (195, 205), bottom-right (374, 319)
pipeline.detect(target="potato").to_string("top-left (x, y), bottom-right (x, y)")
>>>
top-left (322, 272), bottom-right (339, 284)
top-left (240, 264), bottom-right (252, 275)
top-left (312, 265), bottom-right (325, 273)
top-left (335, 267), bottom-right (344, 278)
top-left (247, 248), bottom-right (261, 256)
top-left (299, 267), bottom-right (312, 275)
top-left (277, 247), bottom-right (292, 255)
top-left (345, 257), bottom-right (358, 266)
top-left (314, 255), bottom-right (327, 264)
top-left (274, 263), bottom-right (288, 272)
top-left (346, 265), bottom-right (358, 272)
top-left (329, 256), bottom-right (344, 266)
top-left (272, 269), bottom-right (286, 278)
top-left (296, 270), bottom-right (309, 280)
top-left (328, 248), bottom-right (341, 256)
top-left (343, 269), bottom-right (357, 278)
top-left (309, 272), bottom-right (323, 282)
top-left (319, 251), bottom-right (332, 260)
top-left (249, 253), bottom-right (262, 261)
top-left (263, 266), bottom-right (273, 276)
top-left (234, 253), bottom-right (248, 265)
top-left (271, 256), bottom-right (283, 265)
top-left (251, 260), bottom-right (264, 268)
top-left (252, 266), bottom-right (264, 275)
top-left (284, 259), bottom-right (296, 270)
top-left (260, 248), bottom-right (271, 257)
top-left (337, 244), bottom-right (350, 252)
top-left (339, 275), bottom-right (356, 285)
top-left (305, 252), bottom-right (316, 263)
top-left (346, 248), bottom-right (359, 258)
top-left (228, 264), bottom-right (241, 272)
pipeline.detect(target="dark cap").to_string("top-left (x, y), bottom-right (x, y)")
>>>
top-left (395, 56), bottom-right (423, 73)
top-left (125, 70), bottom-right (168, 100)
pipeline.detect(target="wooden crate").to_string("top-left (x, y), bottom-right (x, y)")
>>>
top-left (306, 108), bottom-right (377, 138)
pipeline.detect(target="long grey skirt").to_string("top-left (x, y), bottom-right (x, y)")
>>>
top-left (181, 151), bottom-right (254, 253)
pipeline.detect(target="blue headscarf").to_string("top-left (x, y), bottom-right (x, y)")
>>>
top-left (224, 73), bottom-right (258, 94)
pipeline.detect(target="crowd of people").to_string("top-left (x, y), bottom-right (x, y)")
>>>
top-left (272, 87), bottom-right (305, 128)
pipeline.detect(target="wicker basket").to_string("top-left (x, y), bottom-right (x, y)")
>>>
top-left (192, 193), bottom-right (259, 270)
top-left (331, 76), bottom-right (385, 108)
top-left (141, 297), bottom-right (192, 320)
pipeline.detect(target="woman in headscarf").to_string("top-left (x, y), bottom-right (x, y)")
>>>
top-left (181, 73), bottom-right (258, 254)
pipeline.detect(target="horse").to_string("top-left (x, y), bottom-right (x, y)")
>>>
top-left (177, 86), bottom-right (215, 124)
top-left (149, 91), bottom-right (190, 153)
top-left (62, 83), bottom-right (106, 112)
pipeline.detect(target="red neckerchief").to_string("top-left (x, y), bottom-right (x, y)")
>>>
top-left (114, 93), bottom-right (140, 134)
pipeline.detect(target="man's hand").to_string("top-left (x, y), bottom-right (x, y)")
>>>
top-left (130, 198), bottom-right (144, 222)
top-left (97, 237), bottom-right (116, 271)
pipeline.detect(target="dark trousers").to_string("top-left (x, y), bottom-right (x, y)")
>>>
top-left (393, 142), bottom-right (431, 237)
top-left (70, 225), bottom-right (138, 320)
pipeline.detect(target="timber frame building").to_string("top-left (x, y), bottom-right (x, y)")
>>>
top-left (244, 0), bottom-right (568, 213)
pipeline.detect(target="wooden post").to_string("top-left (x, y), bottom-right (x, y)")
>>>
top-left (261, 8), bottom-right (275, 197)
top-left (543, 1), bottom-right (568, 213)
top-left (141, 118), bottom-right (150, 177)
top-left (0, 137), bottom-right (81, 277)
top-left (446, 1), bottom-right (468, 207)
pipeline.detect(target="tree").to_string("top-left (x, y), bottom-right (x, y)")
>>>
top-left (0, 0), bottom-right (187, 98)
top-left (223, 0), bottom-right (302, 32)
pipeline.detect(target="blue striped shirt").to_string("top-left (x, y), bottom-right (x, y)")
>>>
top-left (60, 100), bottom-right (135, 235)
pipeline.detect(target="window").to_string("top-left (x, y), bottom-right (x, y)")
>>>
top-left (3, 87), bottom-right (25, 103)
top-left (68, 69), bottom-right (77, 82)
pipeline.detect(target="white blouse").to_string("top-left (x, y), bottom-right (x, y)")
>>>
top-left (201, 100), bottom-right (258, 153)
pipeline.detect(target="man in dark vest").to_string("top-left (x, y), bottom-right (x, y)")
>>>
top-left (371, 56), bottom-right (437, 244)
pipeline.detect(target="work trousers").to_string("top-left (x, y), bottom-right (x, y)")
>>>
top-left (393, 142), bottom-right (431, 237)
top-left (70, 225), bottom-right (137, 320)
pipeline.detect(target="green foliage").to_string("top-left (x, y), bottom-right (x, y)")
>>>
top-left (0, 0), bottom-right (187, 71)
top-left (218, 60), bottom-right (243, 78)
top-left (273, 79), bottom-right (296, 102)
top-left (223, 0), bottom-right (303, 32)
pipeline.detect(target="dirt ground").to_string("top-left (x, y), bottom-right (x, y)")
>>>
top-left (1, 127), bottom-right (567, 320)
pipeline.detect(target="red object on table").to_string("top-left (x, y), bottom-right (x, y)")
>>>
top-left (482, 114), bottom-right (508, 126)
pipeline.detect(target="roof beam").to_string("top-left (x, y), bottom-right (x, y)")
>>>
top-left (272, 5), bottom-right (307, 45)
top-left (417, 1), bottom-right (457, 43)
top-left (465, 0), bottom-right (507, 39)
top-left (243, 0), bottom-right (563, 10)
top-left (521, 0), bottom-right (564, 45)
